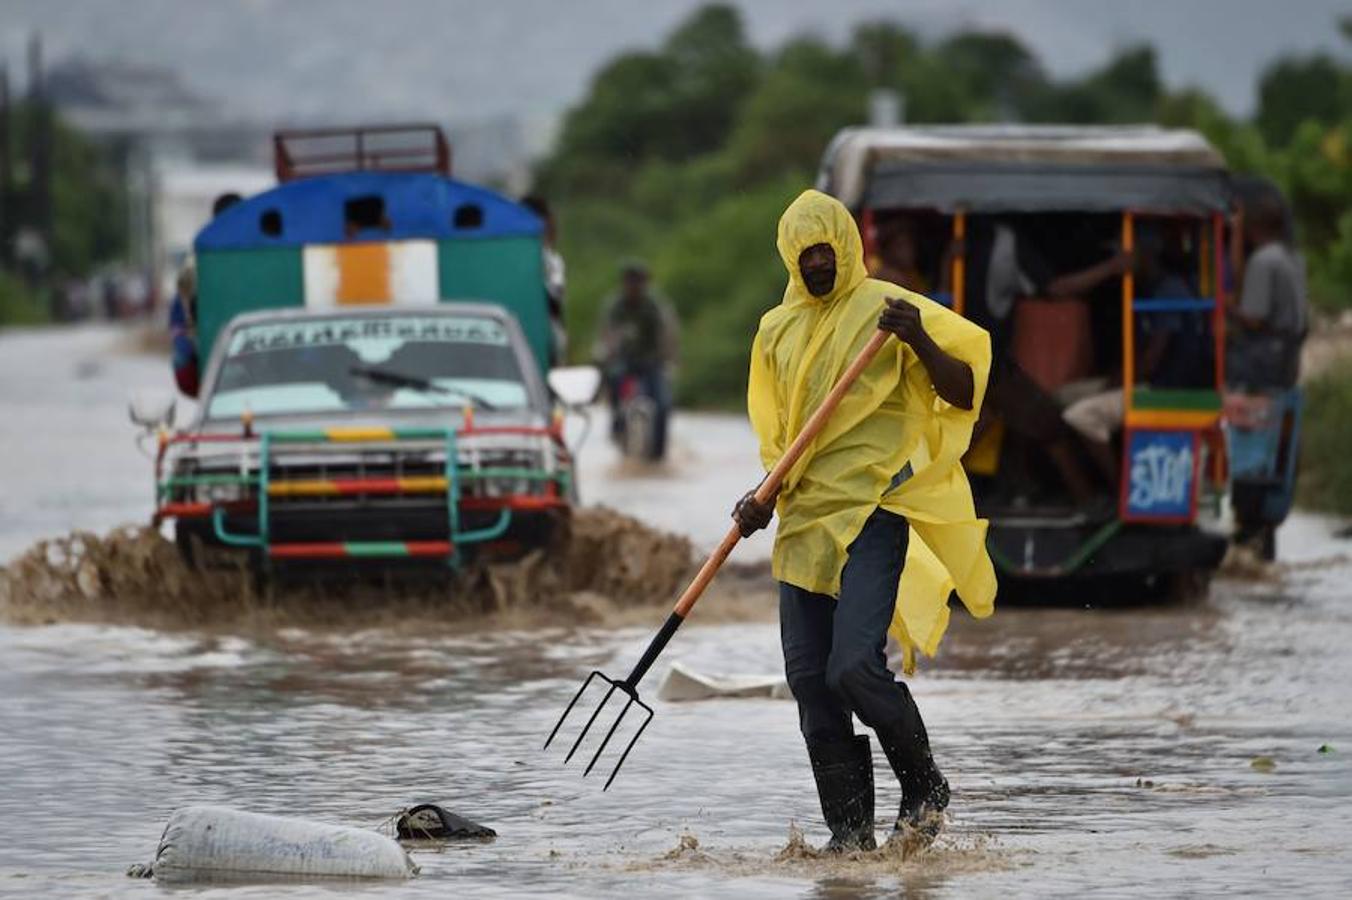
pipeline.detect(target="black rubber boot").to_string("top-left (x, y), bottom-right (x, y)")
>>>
top-left (807, 734), bottom-right (877, 853)
top-left (876, 700), bottom-right (950, 848)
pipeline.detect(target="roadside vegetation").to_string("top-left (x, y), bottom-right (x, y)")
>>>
top-left (0, 270), bottom-right (47, 324)
top-left (0, 102), bottom-right (126, 326)
top-left (1299, 358), bottom-right (1352, 516)
top-left (535, 4), bottom-right (1352, 409)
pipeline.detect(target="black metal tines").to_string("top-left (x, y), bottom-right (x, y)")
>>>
top-left (543, 670), bottom-right (654, 791)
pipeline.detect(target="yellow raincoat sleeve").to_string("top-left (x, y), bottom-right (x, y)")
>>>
top-left (879, 290), bottom-right (996, 673)
top-left (746, 327), bottom-right (784, 473)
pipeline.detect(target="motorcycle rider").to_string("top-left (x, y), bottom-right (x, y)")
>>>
top-left (594, 260), bottom-right (679, 459)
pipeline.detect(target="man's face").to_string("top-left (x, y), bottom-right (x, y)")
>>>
top-left (622, 271), bottom-right (648, 302)
top-left (798, 243), bottom-right (836, 297)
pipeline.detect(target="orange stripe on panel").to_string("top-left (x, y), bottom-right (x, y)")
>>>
top-left (1124, 410), bottom-right (1219, 430)
top-left (336, 242), bottom-right (391, 305)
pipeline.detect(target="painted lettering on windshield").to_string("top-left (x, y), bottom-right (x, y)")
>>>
top-left (227, 316), bottom-right (508, 357)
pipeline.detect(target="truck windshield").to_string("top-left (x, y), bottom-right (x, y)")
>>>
top-left (206, 314), bottom-right (530, 419)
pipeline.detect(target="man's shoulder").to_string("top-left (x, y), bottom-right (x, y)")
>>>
top-left (861, 278), bottom-right (926, 303)
top-left (1249, 242), bottom-right (1296, 272)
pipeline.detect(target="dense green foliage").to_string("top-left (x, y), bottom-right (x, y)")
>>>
top-left (1300, 358), bottom-right (1352, 515)
top-left (0, 102), bottom-right (126, 324)
top-left (535, 5), bottom-right (1352, 407)
top-left (0, 270), bottom-right (47, 325)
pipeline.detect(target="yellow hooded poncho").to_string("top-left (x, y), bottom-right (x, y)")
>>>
top-left (748, 190), bottom-right (996, 672)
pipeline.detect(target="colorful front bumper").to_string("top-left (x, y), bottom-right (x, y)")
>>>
top-left (154, 424), bottom-right (569, 565)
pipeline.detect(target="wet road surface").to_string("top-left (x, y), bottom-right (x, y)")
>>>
top-left (1, 325), bottom-right (1350, 897)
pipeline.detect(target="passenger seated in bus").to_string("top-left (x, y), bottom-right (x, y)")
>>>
top-left (169, 264), bottom-right (200, 397)
top-left (872, 219), bottom-right (931, 293)
top-left (1063, 226), bottom-right (1213, 486)
top-left (343, 195), bottom-right (392, 239)
top-left (522, 195), bottom-right (568, 366)
top-left (1227, 192), bottom-right (1308, 392)
top-left (168, 193), bottom-right (241, 398)
top-left (973, 220), bottom-right (1131, 504)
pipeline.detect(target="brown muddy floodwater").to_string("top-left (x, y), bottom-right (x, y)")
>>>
top-left (2, 325), bottom-right (1351, 898)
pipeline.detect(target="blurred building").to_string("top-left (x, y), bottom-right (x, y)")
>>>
top-left (47, 57), bottom-right (269, 162)
top-left (42, 56), bottom-right (272, 301)
top-left (38, 52), bottom-right (554, 304)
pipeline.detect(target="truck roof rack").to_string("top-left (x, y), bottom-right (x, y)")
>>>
top-left (272, 124), bottom-right (451, 182)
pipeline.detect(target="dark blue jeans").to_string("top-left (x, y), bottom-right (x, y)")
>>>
top-left (780, 507), bottom-right (925, 748)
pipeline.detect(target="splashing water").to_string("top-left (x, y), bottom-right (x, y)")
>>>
top-left (0, 507), bottom-right (710, 634)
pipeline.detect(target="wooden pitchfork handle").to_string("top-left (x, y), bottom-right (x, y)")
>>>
top-left (619, 330), bottom-right (892, 689)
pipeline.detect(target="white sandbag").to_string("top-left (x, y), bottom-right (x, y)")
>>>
top-left (657, 660), bottom-right (791, 702)
top-left (150, 805), bottom-right (417, 881)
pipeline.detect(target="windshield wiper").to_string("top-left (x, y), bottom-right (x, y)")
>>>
top-left (348, 364), bottom-right (500, 411)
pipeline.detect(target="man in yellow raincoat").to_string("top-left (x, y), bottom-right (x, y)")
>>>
top-left (734, 190), bottom-right (995, 852)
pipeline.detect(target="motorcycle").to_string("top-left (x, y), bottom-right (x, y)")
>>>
top-left (610, 369), bottom-right (667, 462)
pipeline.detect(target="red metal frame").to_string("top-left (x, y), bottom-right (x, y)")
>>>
top-left (153, 500), bottom-right (252, 526)
top-left (155, 424), bottom-right (569, 483)
top-left (461, 495), bottom-right (567, 512)
top-left (153, 422), bottom-right (571, 532)
top-left (1213, 212), bottom-right (1226, 389)
top-left (154, 493), bottom-right (565, 522)
top-left (269, 541), bottom-right (454, 560)
top-left (273, 124), bottom-right (451, 182)
top-left (859, 207), bottom-right (878, 267)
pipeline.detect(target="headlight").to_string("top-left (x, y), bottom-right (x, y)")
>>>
top-left (476, 477), bottom-right (532, 498)
top-left (204, 482), bottom-right (246, 503)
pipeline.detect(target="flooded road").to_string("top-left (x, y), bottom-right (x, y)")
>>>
top-left (2, 324), bottom-right (1351, 897)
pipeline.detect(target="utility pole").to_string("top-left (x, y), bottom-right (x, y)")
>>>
top-left (28, 36), bottom-right (51, 253)
top-left (28, 36), bottom-right (50, 235)
top-left (26, 32), bottom-right (54, 310)
top-left (0, 62), bottom-right (12, 268)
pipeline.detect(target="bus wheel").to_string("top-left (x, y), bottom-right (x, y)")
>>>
top-left (1258, 526), bottom-right (1277, 562)
top-left (1167, 569), bottom-right (1211, 604)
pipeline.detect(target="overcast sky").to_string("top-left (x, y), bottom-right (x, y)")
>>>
top-left (1, 0), bottom-right (1346, 124)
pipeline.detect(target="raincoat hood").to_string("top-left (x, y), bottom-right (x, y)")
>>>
top-left (776, 189), bottom-right (868, 306)
top-left (751, 192), bottom-right (996, 672)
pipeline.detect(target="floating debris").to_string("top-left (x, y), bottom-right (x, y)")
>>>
top-left (392, 804), bottom-right (496, 841)
top-left (1250, 756), bottom-right (1277, 772)
top-left (657, 660), bottom-right (790, 702)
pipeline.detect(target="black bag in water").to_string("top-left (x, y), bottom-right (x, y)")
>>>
top-left (395, 804), bottom-right (496, 840)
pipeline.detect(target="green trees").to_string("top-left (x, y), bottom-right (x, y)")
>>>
top-left (45, 115), bottom-right (126, 278)
top-left (1300, 358), bottom-right (1352, 515)
top-left (1256, 53), bottom-right (1349, 148)
top-left (537, 4), bottom-right (757, 195)
top-left (0, 101), bottom-right (126, 324)
top-left (537, 3), bottom-right (1352, 406)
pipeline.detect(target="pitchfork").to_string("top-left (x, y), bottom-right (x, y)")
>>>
top-left (544, 330), bottom-right (892, 790)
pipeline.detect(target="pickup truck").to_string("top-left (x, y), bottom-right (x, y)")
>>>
top-left (134, 125), bottom-right (594, 573)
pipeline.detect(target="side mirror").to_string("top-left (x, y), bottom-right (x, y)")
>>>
top-left (547, 365), bottom-right (602, 408)
top-left (128, 390), bottom-right (177, 431)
